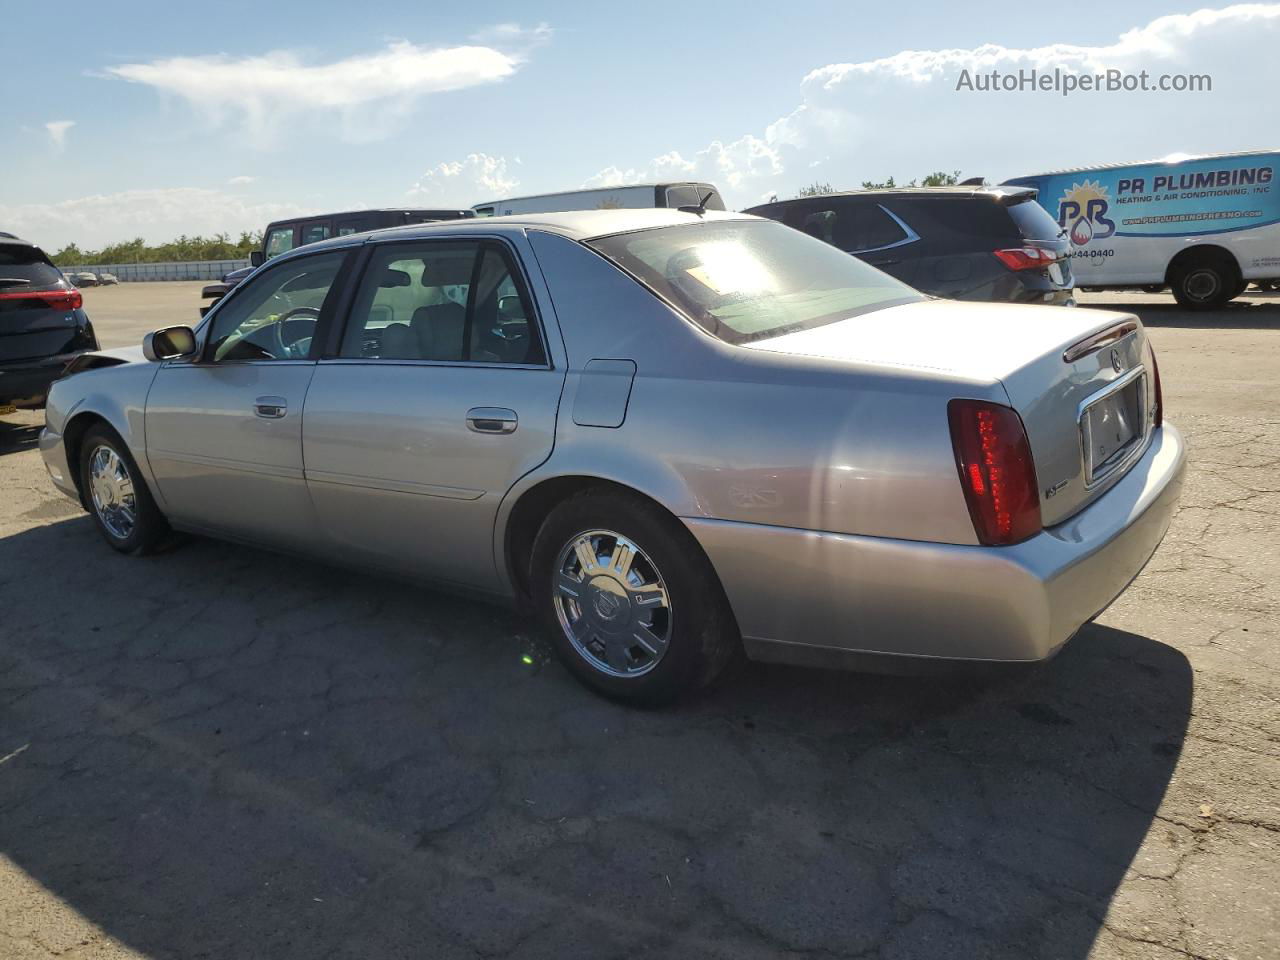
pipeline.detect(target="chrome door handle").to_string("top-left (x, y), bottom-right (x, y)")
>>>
top-left (466, 407), bottom-right (518, 434)
top-left (254, 396), bottom-right (288, 419)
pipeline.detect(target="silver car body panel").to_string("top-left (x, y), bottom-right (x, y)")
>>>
top-left (40, 209), bottom-right (1186, 669)
top-left (687, 423), bottom-right (1185, 663)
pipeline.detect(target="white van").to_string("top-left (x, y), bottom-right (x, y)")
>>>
top-left (472, 182), bottom-right (724, 218)
top-left (1005, 150), bottom-right (1279, 309)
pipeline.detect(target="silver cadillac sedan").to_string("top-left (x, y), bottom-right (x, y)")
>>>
top-left (40, 210), bottom-right (1186, 703)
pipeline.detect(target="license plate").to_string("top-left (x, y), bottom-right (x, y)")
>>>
top-left (1082, 376), bottom-right (1143, 481)
top-left (1048, 262), bottom-right (1065, 285)
top-left (0, 404), bottom-right (17, 416)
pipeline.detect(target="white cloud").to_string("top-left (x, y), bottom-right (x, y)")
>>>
top-left (469, 22), bottom-right (553, 53)
top-left (106, 35), bottom-right (536, 146)
top-left (584, 138), bottom-right (784, 194)
top-left (45, 120), bottom-right (74, 152)
top-left (594, 4), bottom-right (1280, 207)
top-left (409, 153), bottom-right (519, 203)
top-left (227, 175), bottom-right (256, 185)
top-left (0, 188), bottom-right (311, 250)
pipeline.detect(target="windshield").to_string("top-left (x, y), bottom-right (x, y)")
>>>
top-left (1007, 197), bottom-right (1065, 241)
top-left (0, 244), bottom-right (64, 290)
top-left (587, 219), bottom-right (923, 345)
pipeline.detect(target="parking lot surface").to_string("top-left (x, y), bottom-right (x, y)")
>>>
top-left (1, 286), bottom-right (1277, 959)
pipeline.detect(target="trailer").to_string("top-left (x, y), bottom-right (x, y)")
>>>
top-left (1005, 150), bottom-right (1280, 308)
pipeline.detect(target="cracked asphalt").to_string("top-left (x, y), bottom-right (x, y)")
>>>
top-left (1, 284), bottom-right (1277, 959)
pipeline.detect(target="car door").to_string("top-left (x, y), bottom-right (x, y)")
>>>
top-left (301, 236), bottom-right (564, 590)
top-left (145, 249), bottom-right (351, 550)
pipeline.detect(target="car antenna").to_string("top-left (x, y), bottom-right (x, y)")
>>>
top-left (678, 190), bottom-right (716, 216)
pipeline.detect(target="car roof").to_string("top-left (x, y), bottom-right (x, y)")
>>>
top-left (749, 185), bottom-right (1036, 206)
top-left (275, 208), bottom-right (760, 260)
top-left (0, 233), bottom-right (41, 248)
top-left (472, 182), bottom-right (719, 207)
top-left (266, 208), bottom-right (471, 225)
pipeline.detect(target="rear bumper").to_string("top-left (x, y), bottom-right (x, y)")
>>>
top-left (684, 423), bottom-right (1186, 668)
top-left (0, 354), bottom-right (80, 407)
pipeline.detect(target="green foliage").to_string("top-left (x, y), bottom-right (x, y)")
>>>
top-left (50, 231), bottom-right (263, 266)
top-left (861, 170), bottom-right (966, 189)
top-left (795, 181), bottom-right (838, 197)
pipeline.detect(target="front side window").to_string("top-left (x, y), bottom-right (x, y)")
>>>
top-left (339, 241), bottom-right (545, 365)
top-left (264, 227), bottom-right (295, 259)
top-left (206, 251), bottom-right (346, 362)
top-left (587, 219), bottom-right (922, 345)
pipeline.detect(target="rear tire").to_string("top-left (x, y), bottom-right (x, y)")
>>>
top-left (79, 424), bottom-right (170, 554)
top-left (529, 489), bottom-right (737, 704)
top-left (1170, 258), bottom-right (1237, 310)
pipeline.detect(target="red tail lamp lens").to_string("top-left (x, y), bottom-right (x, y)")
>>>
top-left (0, 289), bottom-right (83, 311)
top-left (948, 399), bottom-right (1042, 546)
top-left (993, 247), bottom-right (1055, 271)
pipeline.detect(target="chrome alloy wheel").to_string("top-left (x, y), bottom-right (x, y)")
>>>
top-left (553, 529), bottom-right (672, 678)
top-left (88, 444), bottom-right (137, 540)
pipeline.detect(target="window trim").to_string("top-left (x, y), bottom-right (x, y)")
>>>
top-left (196, 248), bottom-right (356, 366)
top-left (326, 235), bottom-right (553, 370)
top-left (847, 204), bottom-right (921, 255)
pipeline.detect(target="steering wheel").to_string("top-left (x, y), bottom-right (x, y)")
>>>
top-left (272, 306), bottom-right (320, 358)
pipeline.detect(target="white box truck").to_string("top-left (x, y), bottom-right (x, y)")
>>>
top-left (1005, 150), bottom-right (1279, 308)
top-left (472, 182), bottom-right (724, 218)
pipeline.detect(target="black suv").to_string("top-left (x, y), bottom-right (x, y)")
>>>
top-left (0, 235), bottom-right (98, 413)
top-left (744, 186), bottom-right (1074, 305)
top-left (201, 208), bottom-right (475, 314)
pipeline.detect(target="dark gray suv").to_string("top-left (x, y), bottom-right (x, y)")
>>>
top-left (745, 186), bottom-right (1074, 305)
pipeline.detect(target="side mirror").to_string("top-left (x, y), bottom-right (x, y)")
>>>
top-left (250, 250), bottom-right (265, 267)
top-left (143, 325), bottom-right (198, 362)
top-left (497, 295), bottom-right (525, 320)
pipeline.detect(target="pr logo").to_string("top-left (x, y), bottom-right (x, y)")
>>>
top-left (1058, 180), bottom-right (1117, 246)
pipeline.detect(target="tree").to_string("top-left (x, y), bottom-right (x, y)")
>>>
top-left (46, 232), bottom-right (264, 265)
top-left (795, 181), bottom-right (838, 197)
top-left (861, 170), bottom-right (964, 189)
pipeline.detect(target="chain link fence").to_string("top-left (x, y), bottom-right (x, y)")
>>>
top-left (59, 260), bottom-right (250, 282)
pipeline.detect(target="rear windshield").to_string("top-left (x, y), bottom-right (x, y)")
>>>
top-left (0, 244), bottom-right (63, 290)
top-left (587, 219), bottom-right (923, 345)
top-left (1007, 198), bottom-right (1065, 241)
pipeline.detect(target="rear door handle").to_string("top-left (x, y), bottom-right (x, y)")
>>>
top-left (254, 396), bottom-right (288, 419)
top-left (466, 407), bottom-right (518, 434)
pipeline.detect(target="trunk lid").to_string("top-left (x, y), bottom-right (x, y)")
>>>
top-left (746, 299), bottom-right (1156, 526)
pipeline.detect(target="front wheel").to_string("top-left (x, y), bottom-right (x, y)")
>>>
top-left (530, 490), bottom-right (737, 704)
top-left (79, 424), bottom-right (170, 554)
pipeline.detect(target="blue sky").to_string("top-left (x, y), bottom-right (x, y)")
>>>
top-left (3, 0), bottom-right (1277, 249)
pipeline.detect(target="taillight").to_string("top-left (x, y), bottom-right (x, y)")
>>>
top-left (0, 289), bottom-right (83, 311)
top-left (947, 399), bottom-right (1042, 546)
top-left (993, 247), bottom-right (1056, 271)
top-left (1150, 347), bottom-right (1163, 428)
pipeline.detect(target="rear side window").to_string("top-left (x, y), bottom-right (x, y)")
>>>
top-left (0, 244), bottom-right (63, 289)
top-left (847, 205), bottom-right (909, 252)
top-left (339, 241), bottom-right (546, 366)
top-left (1007, 198), bottom-right (1066, 242)
top-left (664, 185), bottom-right (725, 210)
top-left (302, 223), bottom-right (331, 245)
